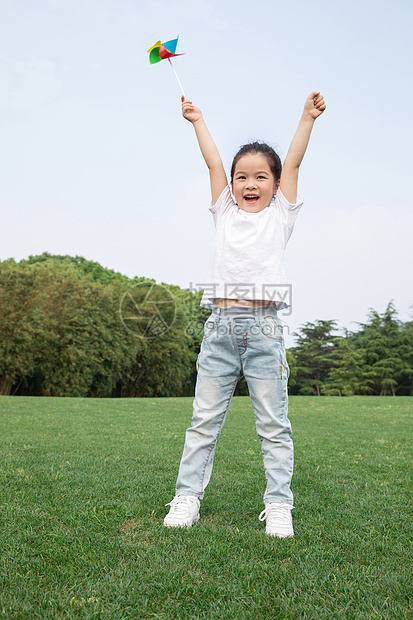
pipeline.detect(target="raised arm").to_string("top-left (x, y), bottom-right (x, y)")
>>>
top-left (280, 91), bottom-right (326, 204)
top-left (182, 96), bottom-right (228, 205)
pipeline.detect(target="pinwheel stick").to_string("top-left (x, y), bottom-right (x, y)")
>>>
top-left (168, 58), bottom-right (186, 99)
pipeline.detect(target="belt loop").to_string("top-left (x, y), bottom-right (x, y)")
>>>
top-left (253, 306), bottom-right (260, 327)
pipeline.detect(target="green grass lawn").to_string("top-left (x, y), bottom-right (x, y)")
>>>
top-left (0, 396), bottom-right (412, 619)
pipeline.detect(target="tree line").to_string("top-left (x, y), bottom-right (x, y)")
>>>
top-left (0, 254), bottom-right (411, 397)
top-left (289, 306), bottom-right (413, 396)
top-left (0, 254), bottom-right (208, 397)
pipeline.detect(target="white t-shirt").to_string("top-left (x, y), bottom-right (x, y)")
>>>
top-left (200, 185), bottom-right (303, 309)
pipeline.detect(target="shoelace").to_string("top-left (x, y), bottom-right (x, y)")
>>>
top-left (165, 496), bottom-right (198, 515)
top-left (258, 503), bottom-right (294, 522)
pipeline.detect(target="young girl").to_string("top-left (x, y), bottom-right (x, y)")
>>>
top-left (164, 91), bottom-right (326, 537)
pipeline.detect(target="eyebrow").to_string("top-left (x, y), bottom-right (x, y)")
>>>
top-left (235, 170), bottom-right (270, 175)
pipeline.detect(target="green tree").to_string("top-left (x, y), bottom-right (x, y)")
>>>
top-left (0, 260), bottom-right (48, 394)
top-left (352, 302), bottom-right (413, 396)
top-left (290, 320), bottom-right (339, 395)
top-left (397, 318), bottom-right (413, 395)
top-left (0, 258), bottom-right (141, 396)
top-left (26, 252), bottom-right (131, 286)
top-left (324, 335), bottom-right (376, 396)
top-left (116, 286), bottom-right (201, 398)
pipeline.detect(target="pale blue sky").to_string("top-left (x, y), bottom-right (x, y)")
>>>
top-left (1, 0), bottom-right (412, 346)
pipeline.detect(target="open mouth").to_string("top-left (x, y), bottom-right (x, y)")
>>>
top-left (244, 194), bottom-right (259, 204)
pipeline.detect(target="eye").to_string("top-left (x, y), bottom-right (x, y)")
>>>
top-left (237, 175), bottom-right (246, 180)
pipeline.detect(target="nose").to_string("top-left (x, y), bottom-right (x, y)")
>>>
top-left (245, 179), bottom-right (256, 189)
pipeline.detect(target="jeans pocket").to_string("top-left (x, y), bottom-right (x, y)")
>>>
top-left (259, 317), bottom-right (284, 341)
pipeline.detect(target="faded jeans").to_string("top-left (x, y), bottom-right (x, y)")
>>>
top-left (175, 305), bottom-right (293, 505)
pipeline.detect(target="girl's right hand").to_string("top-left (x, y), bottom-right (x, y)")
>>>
top-left (182, 96), bottom-right (203, 124)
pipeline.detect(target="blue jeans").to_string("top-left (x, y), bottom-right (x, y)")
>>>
top-left (175, 306), bottom-right (293, 505)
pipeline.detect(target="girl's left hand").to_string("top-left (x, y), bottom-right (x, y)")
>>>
top-left (304, 91), bottom-right (326, 119)
top-left (182, 96), bottom-right (203, 124)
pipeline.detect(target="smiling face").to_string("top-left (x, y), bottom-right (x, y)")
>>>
top-left (232, 153), bottom-right (280, 213)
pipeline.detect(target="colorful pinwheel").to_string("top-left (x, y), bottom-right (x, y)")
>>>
top-left (147, 37), bottom-right (183, 64)
top-left (147, 36), bottom-right (186, 98)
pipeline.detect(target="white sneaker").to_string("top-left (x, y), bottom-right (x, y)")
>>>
top-left (164, 495), bottom-right (200, 528)
top-left (259, 503), bottom-right (294, 538)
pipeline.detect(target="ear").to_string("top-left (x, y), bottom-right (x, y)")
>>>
top-left (273, 180), bottom-right (280, 195)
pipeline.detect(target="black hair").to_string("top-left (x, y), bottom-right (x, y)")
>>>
top-left (230, 141), bottom-right (282, 184)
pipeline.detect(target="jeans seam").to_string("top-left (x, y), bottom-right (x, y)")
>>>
top-left (259, 332), bottom-right (284, 341)
top-left (239, 332), bottom-right (248, 356)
